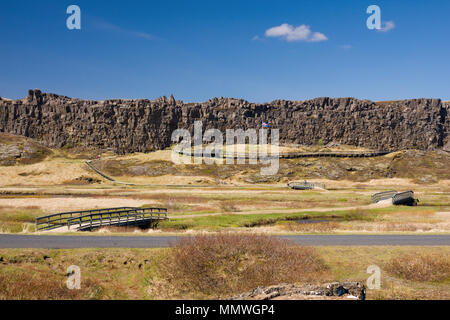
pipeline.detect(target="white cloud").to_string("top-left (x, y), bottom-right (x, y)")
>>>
top-left (93, 19), bottom-right (156, 40)
top-left (379, 21), bottom-right (395, 32)
top-left (339, 44), bottom-right (352, 49)
top-left (265, 23), bottom-right (328, 42)
top-left (310, 32), bottom-right (328, 42)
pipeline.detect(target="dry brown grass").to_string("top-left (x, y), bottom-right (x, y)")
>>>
top-left (98, 226), bottom-right (144, 233)
top-left (0, 246), bottom-right (448, 300)
top-left (381, 223), bottom-right (432, 232)
top-left (131, 193), bottom-right (208, 203)
top-left (0, 197), bottom-right (150, 213)
top-left (280, 222), bottom-right (341, 233)
top-left (62, 176), bottom-right (101, 185)
top-left (159, 233), bottom-right (327, 298)
top-left (336, 221), bottom-right (447, 233)
top-left (0, 205), bottom-right (40, 211)
top-left (385, 253), bottom-right (450, 282)
top-left (0, 269), bottom-right (102, 300)
top-left (0, 158), bottom-right (92, 187)
top-left (191, 205), bottom-right (216, 212)
top-left (219, 202), bottom-right (239, 212)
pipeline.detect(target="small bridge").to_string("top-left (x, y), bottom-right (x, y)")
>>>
top-left (288, 181), bottom-right (326, 190)
top-left (371, 190), bottom-right (418, 206)
top-left (36, 207), bottom-right (168, 232)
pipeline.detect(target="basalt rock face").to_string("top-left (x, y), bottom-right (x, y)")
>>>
top-left (0, 90), bottom-right (449, 154)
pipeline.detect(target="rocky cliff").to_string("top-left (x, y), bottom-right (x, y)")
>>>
top-left (0, 89), bottom-right (448, 154)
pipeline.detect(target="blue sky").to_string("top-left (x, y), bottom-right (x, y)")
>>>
top-left (0, 0), bottom-right (449, 102)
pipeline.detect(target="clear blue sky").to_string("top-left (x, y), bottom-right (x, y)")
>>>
top-left (0, 0), bottom-right (449, 102)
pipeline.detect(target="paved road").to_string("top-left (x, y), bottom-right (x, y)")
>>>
top-left (0, 234), bottom-right (449, 248)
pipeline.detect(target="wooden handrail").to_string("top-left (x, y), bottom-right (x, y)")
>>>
top-left (371, 190), bottom-right (398, 203)
top-left (66, 208), bottom-right (168, 231)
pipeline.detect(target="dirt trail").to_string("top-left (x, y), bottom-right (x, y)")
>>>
top-left (0, 197), bottom-right (151, 212)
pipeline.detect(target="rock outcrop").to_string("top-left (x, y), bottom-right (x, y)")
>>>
top-left (0, 89), bottom-right (448, 154)
top-left (0, 132), bottom-right (52, 165)
top-left (230, 282), bottom-right (366, 300)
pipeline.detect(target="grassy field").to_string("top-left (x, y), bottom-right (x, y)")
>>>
top-left (0, 182), bottom-right (449, 234)
top-left (0, 140), bottom-right (449, 300)
top-left (0, 243), bottom-right (448, 300)
top-left (0, 187), bottom-right (448, 234)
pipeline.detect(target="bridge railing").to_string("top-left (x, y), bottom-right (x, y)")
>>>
top-left (371, 191), bottom-right (398, 203)
top-left (176, 147), bottom-right (389, 159)
top-left (67, 207), bottom-right (168, 231)
top-left (35, 207), bottom-right (139, 231)
top-left (288, 181), bottom-right (326, 190)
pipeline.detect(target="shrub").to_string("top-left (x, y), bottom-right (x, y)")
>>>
top-left (385, 253), bottom-right (450, 282)
top-left (241, 218), bottom-right (277, 228)
top-left (219, 203), bottom-right (238, 212)
top-left (160, 233), bottom-right (327, 297)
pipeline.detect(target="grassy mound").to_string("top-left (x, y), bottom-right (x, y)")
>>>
top-left (0, 133), bottom-right (52, 166)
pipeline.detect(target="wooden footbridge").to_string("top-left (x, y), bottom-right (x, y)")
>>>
top-left (175, 148), bottom-right (390, 160)
top-left (35, 207), bottom-right (168, 232)
top-left (288, 181), bottom-right (326, 190)
top-left (371, 190), bottom-right (418, 206)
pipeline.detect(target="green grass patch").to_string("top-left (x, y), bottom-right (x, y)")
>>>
top-left (160, 208), bottom-right (382, 231)
top-left (159, 205), bottom-right (446, 231)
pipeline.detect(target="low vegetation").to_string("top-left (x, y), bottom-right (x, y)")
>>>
top-left (158, 208), bottom-right (385, 232)
top-left (156, 234), bottom-right (327, 298)
top-left (0, 246), bottom-right (449, 300)
top-left (0, 269), bottom-right (102, 300)
top-left (279, 221), bottom-right (341, 233)
top-left (385, 253), bottom-right (450, 282)
top-left (0, 206), bottom-right (41, 233)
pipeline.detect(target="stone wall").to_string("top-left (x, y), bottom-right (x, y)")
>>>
top-left (0, 89), bottom-right (448, 154)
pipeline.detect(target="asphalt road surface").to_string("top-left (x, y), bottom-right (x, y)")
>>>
top-left (0, 234), bottom-right (449, 248)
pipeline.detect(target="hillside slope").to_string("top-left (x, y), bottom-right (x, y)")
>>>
top-left (0, 133), bottom-right (52, 166)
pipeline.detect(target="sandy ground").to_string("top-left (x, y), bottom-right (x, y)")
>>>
top-left (118, 174), bottom-right (216, 185)
top-left (0, 159), bottom-right (92, 186)
top-left (3, 195), bottom-right (389, 223)
top-left (0, 197), bottom-right (151, 212)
